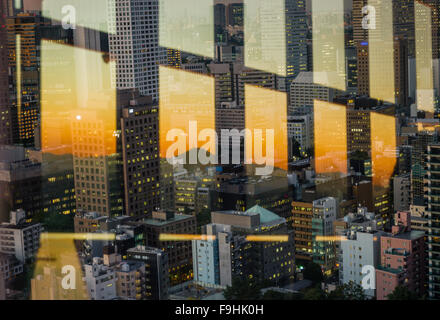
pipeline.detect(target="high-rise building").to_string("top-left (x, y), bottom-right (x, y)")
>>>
top-left (284, 0), bottom-right (308, 83)
top-left (411, 131), bottom-right (437, 205)
top-left (290, 201), bottom-right (313, 263)
top-left (120, 92), bottom-right (160, 216)
top-left (6, 13), bottom-right (49, 146)
top-left (312, 197), bottom-right (337, 274)
top-left (0, 0), bottom-right (12, 145)
top-left (108, 0), bottom-right (166, 101)
top-left (426, 143), bottom-right (440, 299)
top-left (71, 109), bottom-right (124, 217)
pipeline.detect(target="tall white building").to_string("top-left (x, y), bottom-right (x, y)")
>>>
top-left (340, 231), bottom-right (382, 298)
top-left (108, 0), bottom-right (166, 101)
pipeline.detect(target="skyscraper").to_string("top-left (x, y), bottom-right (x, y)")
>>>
top-left (0, 0), bottom-right (12, 145)
top-left (108, 0), bottom-right (166, 102)
top-left (120, 91), bottom-right (160, 216)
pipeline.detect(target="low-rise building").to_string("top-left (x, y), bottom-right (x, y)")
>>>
top-left (0, 209), bottom-right (43, 262)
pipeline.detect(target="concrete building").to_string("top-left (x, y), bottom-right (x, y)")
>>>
top-left (290, 201), bottom-right (313, 263)
top-left (393, 173), bottom-right (411, 212)
top-left (120, 92), bottom-right (160, 216)
top-left (312, 197), bottom-right (337, 274)
top-left (84, 256), bottom-right (118, 300)
top-left (426, 144), bottom-right (440, 299)
top-left (211, 175), bottom-right (292, 219)
top-left (208, 205), bottom-right (295, 286)
top-left (340, 231), bottom-right (382, 298)
top-left (0, 146), bottom-right (42, 223)
top-left (0, 0), bottom-right (11, 145)
top-left (174, 173), bottom-right (214, 215)
top-left (127, 245), bottom-right (169, 300)
top-left (192, 224), bottom-right (223, 287)
top-left (137, 211), bottom-right (196, 286)
top-left (289, 72), bottom-right (334, 115)
top-left (287, 114), bottom-right (313, 159)
top-left (115, 260), bottom-right (146, 300)
top-left (409, 205), bottom-right (429, 233)
top-left (376, 212), bottom-right (426, 300)
top-left (108, 0), bottom-right (166, 101)
top-left (0, 209), bottom-right (43, 263)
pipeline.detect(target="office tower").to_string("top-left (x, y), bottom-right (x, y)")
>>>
top-left (376, 212), bottom-right (426, 300)
top-left (159, 159), bottom-right (174, 211)
top-left (289, 72), bottom-right (335, 115)
top-left (205, 206), bottom-right (295, 286)
top-left (6, 13), bottom-right (48, 146)
top-left (346, 46), bottom-right (358, 94)
top-left (209, 63), bottom-right (234, 109)
top-left (71, 108), bottom-right (124, 217)
top-left (393, 0), bottom-right (415, 57)
top-left (344, 100), bottom-right (395, 154)
top-left (285, 0), bottom-right (308, 82)
top-left (108, 0), bottom-right (166, 101)
top-left (215, 3), bottom-right (227, 28)
top-left (312, 197), bottom-right (337, 274)
top-left (411, 131), bottom-right (437, 205)
top-left (0, 0), bottom-right (12, 145)
top-left (393, 173), bottom-right (411, 212)
top-left (137, 211), bottom-right (196, 286)
top-left (120, 92), bottom-right (160, 217)
top-left (246, 0), bottom-right (307, 89)
top-left (394, 37), bottom-right (409, 106)
top-left (352, 0), bottom-right (368, 46)
top-left (291, 201), bottom-right (313, 263)
top-left (426, 144), bottom-right (440, 299)
top-left (127, 245), bottom-right (169, 300)
top-left (0, 209), bottom-right (43, 263)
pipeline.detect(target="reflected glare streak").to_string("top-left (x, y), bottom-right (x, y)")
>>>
top-left (314, 100), bottom-right (348, 176)
top-left (159, 0), bottom-right (214, 58)
top-left (415, 1), bottom-right (435, 114)
top-left (312, 0), bottom-right (346, 91)
top-left (244, 0), bottom-right (286, 76)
